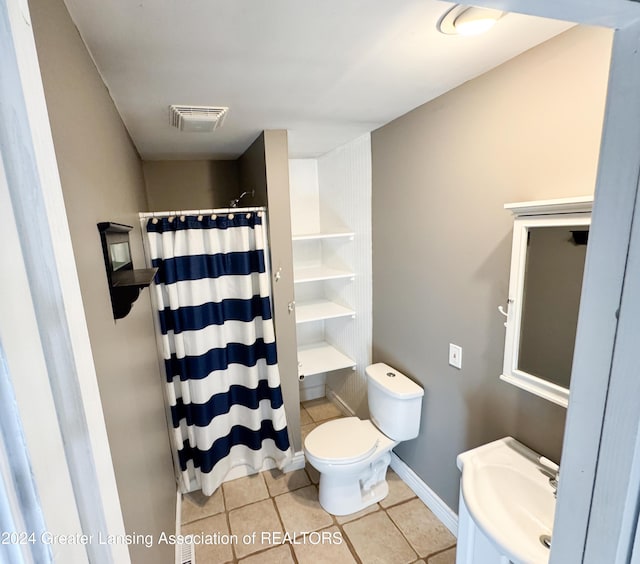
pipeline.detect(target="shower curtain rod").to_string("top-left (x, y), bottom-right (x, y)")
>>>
top-left (139, 205), bottom-right (266, 220)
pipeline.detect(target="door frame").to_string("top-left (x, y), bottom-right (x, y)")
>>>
top-left (1, 0), bottom-right (130, 562)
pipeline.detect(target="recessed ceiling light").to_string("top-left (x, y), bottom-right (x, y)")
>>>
top-left (437, 5), bottom-right (504, 36)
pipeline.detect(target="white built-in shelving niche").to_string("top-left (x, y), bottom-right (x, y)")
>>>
top-left (292, 230), bottom-right (356, 379)
top-left (293, 232), bottom-right (354, 283)
top-left (289, 141), bottom-right (371, 408)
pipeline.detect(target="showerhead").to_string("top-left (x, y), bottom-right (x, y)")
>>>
top-left (229, 189), bottom-right (255, 208)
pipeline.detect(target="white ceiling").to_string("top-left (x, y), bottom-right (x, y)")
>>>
top-left (62, 0), bottom-right (574, 160)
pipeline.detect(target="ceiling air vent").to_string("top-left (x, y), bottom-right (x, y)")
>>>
top-left (169, 105), bottom-right (229, 132)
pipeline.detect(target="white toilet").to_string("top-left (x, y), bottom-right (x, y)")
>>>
top-left (304, 362), bottom-right (424, 515)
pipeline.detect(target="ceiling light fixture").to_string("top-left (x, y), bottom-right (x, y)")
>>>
top-left (437, 5), bottom-right (504, 36)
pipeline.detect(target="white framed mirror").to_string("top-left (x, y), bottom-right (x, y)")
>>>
top-left (501, 196), bottom-right (593, 407)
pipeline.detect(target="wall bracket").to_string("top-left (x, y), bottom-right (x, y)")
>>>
top-left (97, 222), bottom-right (157, 320)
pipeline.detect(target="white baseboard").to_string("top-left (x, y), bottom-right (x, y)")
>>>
top-left (285, 450), bottom-right (306, 472)
top-left (390, 452), bottom-right (458, 537)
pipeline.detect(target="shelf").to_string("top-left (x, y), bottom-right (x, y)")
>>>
top-left (294, 265), bottom-right (354, 283)
top-left (112, 268), bottom-right (157, 287)
top-left (292, 231), bottom-right (354, 242)
top-left (98, 221), bottom-right (157, 320)
top-left (295, 299), bottom-right (355, 323)
top-left (297, 342), bottom-right (355, 377)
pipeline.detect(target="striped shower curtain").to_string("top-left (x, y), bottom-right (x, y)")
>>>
top-left (145, 211), bottom-right (292, 495)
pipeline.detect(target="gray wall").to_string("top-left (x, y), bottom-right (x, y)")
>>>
top-left (239, 132), bottom-right (301, 451)
top-left (142, 159), bottom-right (240, 211)
top-left (371, 25), bottom-right (612, 511)
top-left (29, 0), bottom-right (176, 562)
top-left (238, 133), bottom-right (269, 207)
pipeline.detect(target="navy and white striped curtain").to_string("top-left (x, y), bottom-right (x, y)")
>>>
top-left (145, 211), bottom-right (292, 495)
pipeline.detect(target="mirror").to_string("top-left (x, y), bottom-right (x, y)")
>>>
top-left (109, 241), bottom-right (132, 271)
top-left (501, 197), bottom-right (592, 407)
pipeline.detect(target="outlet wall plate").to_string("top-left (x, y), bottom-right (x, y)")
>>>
top-left (449, 343), bottom-right (462, 369)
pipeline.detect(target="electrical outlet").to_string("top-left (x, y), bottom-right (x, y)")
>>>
top-left (449, 343), bottom-right (462, 369)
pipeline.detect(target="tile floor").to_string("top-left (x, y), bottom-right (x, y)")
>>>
top-left (181, 398), bottom-right (456, 563)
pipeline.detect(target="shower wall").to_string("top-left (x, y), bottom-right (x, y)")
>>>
top-left (142, 159), bottom-right (240, 210)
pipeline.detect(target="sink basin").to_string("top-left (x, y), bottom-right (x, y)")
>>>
top-left (457, 437), bottom-right (556, 563)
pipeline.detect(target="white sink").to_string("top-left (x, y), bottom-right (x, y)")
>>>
top-left (457, 437), bottom-right (556, 564)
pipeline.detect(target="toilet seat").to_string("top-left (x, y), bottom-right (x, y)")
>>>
top-left (304, 417), bottom-right (381, 464)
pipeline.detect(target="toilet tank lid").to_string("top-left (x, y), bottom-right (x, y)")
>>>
top-left (366, 363), bottom-right (424, 399)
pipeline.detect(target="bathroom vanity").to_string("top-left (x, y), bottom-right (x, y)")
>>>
top-left (456, 438), bottom-right (556, 564)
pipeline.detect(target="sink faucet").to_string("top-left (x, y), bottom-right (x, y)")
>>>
top-left (549, 469), bottom-right (560, 497)
top-left (540, 456), bottom-right (560, 497)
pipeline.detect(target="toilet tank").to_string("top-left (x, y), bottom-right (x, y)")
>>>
top-left (366, 363), bottom-right (424, 441)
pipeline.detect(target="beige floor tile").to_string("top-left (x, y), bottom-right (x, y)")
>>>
top-left (181, 512), bottom-right (234, 563)
top-left (222, 472), bottom-right (269, 510)
top-left (228, 498), bottom-right (284, 559)
top-left (274, 485), bottom-right (334, 533)
top-left (379, 469), bottom-right (417, 508)
top-left (292, 525), bottom-right (357, 564)
top-left (343, 510), bottom-right (417, 564)
top-left (181, 488), bottom-right (225, 524)
top-left (427, 546), bottom-right (456, 563)
top-left (387, 499), bottom-right (456, 557)
top-left (239, 543), bottom-right (295, 563)
top-left (302, 397), bottom-right (344, 422)
top-left (301, 422), bottom-right (318, 444)
top-left (300, 406), bottom-right (313, 426)
top-left (305, 464), bottom-right (320, 484)
top-left (263, 468), bottom-right (311, 496)
top-left (334, 502), bottom-right (380, 524)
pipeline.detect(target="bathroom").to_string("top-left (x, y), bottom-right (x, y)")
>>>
top-left (3, 0), bottom-right (640, 563)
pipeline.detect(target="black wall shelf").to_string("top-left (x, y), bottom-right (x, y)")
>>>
top-left (97, 222), bottom-right (157, 320)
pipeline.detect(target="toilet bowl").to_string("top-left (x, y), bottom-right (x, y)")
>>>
top-left (304, 363), bottom-right (424, 515)
top-left (305, 417), bottom-right (397, 515)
